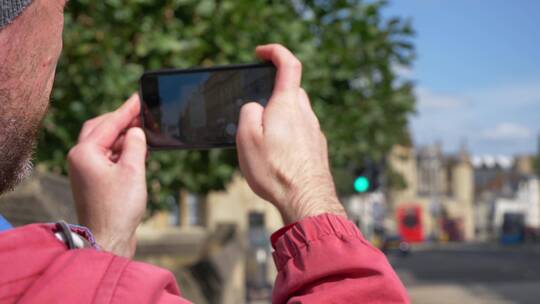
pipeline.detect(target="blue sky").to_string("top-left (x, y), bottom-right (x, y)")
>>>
top-left (385, 0), bottom-right (540, 156)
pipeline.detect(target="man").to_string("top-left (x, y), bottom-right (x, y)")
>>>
top-left (0, 0), bottom-right (409, 303)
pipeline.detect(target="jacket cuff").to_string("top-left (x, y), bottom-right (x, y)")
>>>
top-left (270, 213), bottom-right (362, 270)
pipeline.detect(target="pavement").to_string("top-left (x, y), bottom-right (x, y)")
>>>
top-left (388, 243), bottom-right (540, 304)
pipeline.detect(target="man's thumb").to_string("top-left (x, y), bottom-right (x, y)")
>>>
top-left (119, 127), bottom-right (147, 167)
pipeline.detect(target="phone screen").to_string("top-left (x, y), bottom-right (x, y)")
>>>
top-left (140, 63), bottom-right (275, 149)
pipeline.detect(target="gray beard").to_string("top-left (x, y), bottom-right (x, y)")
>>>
top-left (0, 49), bottom-right (53, 195)
top-left (0, 150), bottom-right (34, 195)
top-left (0, 113), bottom-right (38, 195)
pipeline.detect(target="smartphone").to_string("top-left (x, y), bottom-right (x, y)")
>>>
top-left (139, 63), bottom-right (276, 150)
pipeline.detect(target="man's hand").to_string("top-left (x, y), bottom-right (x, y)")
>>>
top-left (237, 44), bottom-right (346, 224)
top-left (68, 94), bottom-right (147, 258)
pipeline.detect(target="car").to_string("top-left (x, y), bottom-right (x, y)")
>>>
top-left (382, 235), bottom-right (411, 257)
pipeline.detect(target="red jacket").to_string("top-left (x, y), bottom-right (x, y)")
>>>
top-left (0, 214), bottom-right (408, 303)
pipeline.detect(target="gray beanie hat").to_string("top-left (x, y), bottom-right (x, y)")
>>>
top-left (1, 0), bottom-right (33, 29)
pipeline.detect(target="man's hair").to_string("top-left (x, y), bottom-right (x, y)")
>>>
top-left (1, 0), bottom-right (34, 29)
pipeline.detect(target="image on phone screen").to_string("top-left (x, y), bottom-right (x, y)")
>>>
top-left (140, 63), bottom-right (276, 149)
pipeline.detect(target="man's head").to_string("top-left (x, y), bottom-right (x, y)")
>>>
top-left (0, 0), bottom-right (67, 194)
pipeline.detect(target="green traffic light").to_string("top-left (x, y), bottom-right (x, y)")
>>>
top-left (354, 176), bottom-right (370, 193)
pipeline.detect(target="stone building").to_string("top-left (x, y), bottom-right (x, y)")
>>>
top-left (388, 143), bottom-right (475, 242)
top-left (447, 147), bottom-right (475, 240)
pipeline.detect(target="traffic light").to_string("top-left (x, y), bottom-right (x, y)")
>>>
top-left (354, 176), bottom-right (370, 193)
top-left (353, 161), bottom-right (381, 193)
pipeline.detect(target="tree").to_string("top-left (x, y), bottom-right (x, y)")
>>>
top-left (37, 0), bottom-right (415, 208)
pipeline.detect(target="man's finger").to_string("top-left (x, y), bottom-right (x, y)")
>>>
top-left (237, 102), bottom-right (264, 145)
top-left (78, 113), bottom-right (112, 142)
top-left (128, 115), bottom-right (142, 129)
top-left (298, 88), bottom-right (321, 129)
top-left (119, 127), bottom-right (147, 167)
top-left (256, 44), bottom-right (302, 95)
top-left (87, 94), bottom-right (141, 148)
top-left (107, 116), bottom-right (141, 150)
top-left (298, 88), bottom-right (313, 113)
top-left (111, 133), bottom-right (126, 153)
top-left (79, 94), bottom-right (141, 143)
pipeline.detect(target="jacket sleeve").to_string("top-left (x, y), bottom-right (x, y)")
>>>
top-left (270, 213), bottom-right (409, 304)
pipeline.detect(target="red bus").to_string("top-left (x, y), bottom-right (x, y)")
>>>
top-left (397, 205), bottom-right (424, 243)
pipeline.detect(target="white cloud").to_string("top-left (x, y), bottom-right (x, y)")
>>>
top-left (412, 82), bottom-right (540, 154)
top-left (415, 87), bottom-right (466, 110)
top-left (465, 82), bottom-right (540, 106)
top-left (482, 123), bottom-right (533, 140)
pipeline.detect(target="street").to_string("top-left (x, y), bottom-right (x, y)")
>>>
top-left (388, 243), bottom-right (540, 304)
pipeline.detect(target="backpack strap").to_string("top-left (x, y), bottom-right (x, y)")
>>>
top-left (55, 221), bottom-right (77, 249)
top-left (53, 221), bottom-right (97, 250)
